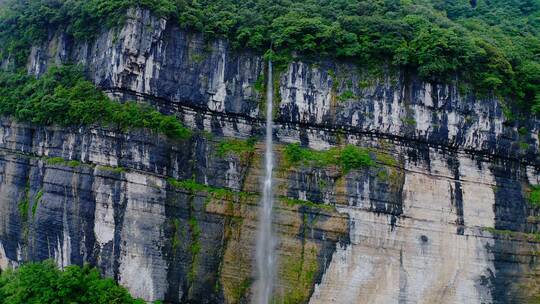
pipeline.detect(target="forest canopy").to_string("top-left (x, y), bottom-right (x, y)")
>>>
top-left (1, 0), bottom-right (540, 112)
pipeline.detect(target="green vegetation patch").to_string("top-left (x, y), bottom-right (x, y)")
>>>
top-left (484, 227), bottom-right (540, 243)
top-left (32, 189), bottom-right (43, 218)
top-left (171, 218), bottom-right (181, 252)
top-left (530, 186), bottom-right (540, 207)
top-left (45, 157), bottom-right (82, 168)
top-left (168, 178), bottom-right (214, 194)
top-left (337, 90), bottom-right (357, 102)
top-left (167, 177), bottom-right (259, 228)
top-left (216, 137), bottom-right (256, 162)
top-left (45, 157), bottom-right (67, 166)
top-left (0, 260), bottom-right (156, 303)
top-left (2, 0), bottom-right (540, 112)
top-left (17, 183), bottom-right (30, 222)
top-left (253, 74), bottom-right (265, 93)
top-left (44, 156), bottom-right (124, 171)
top-left (97, 165), bottom-right (126, 174)
top-left (229, 278), bottom-right (251, 303)
top-left (402, 117), bottom-right (417, 127)
top-left (284, 143), bottom-right (375, 172)
top-left (0, 66), bottom-right (191, 140)
top-left (188, 216), bottom-right (201, 257)
top-left (340, 145), bottom-right (375, 172)
top-left (187, 215), bottom-right (201, 284)
top-left (280, 246), bottom-right (319, 303)
top-left (281, 197), bottom-right (334, 211)
top-left (374, 151), bottom-right (398, 167)
top-left (167, 178), bottom-right (247, 205)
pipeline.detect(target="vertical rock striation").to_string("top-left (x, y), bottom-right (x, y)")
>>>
top-left (0, 7), bottom-right (538, 304)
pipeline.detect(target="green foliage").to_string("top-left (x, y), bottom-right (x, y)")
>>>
top-left (17, 194), bottom-right (29, 222)
top-left (216, 137), bottom-right (256, 159)
top-left (0, 66), bottom-right (191, 139)
top-left (188, 216), bottom-right (201, 256)
top-left (32, 189), bottom-right (43, 218)
top-left (66, 160), bottom-right (82, 167)
top-left (337, 90), bottom-right (357, 102)
top-left (0, 0), bottom-right (178, 66)
top-left (45, 157), bottom-right (68, 165)
top-left (230, 278), bottom-right (251, 302)
top-left (167, 177), bottom-right (243, 206)
top-left (375, 152), bottom-right (398, 167)
top-left (377, 169), bottom-right (389, 181)
top-left (168, 178), bottom-right (208, 193)
top-left (283, 143), bottom-right (374, 172)
top-left (253, 74), bottom-right (265, 93)
top-left (283, 143), bottom-right (340, 167)
top-left (340, 145), bottom-right (374, 172)
top-left (97, 165), bottom-right (126, 174)
top-left (283, 143), bottom-right (305, 164)
top-left (483, 227), bottom-right (540, 242)
top-left (280, 244), bottom-right (319, 303)
top-left (171, 218), bottom-right (181, 251)
top-left (45, 156), bottom-right (82, 167)
top-left (530, 186), bottom-right (540, 207)
top-left (0, 260), bottom-right (150, 304)
top-left (402, 117), bottom-right (417, 126)
top-left (187, 214), bottom-right (201, 284)
top-left (282, 197), bottom-right (333, 211)
top-left (2, 1), bottom-right (540, 112)
top-left (17, 181), bottom-right (30, 223)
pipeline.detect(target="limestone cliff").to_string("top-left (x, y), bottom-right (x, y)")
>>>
top-left (1, 7), bottom-right (540, 304)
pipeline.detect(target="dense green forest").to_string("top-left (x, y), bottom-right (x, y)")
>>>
top-left (0, 260), bottom-right (159, 304)
top-left (0, 66), bottom-right (191, 139)
top-left (1, 0), bottom-right (540, 112)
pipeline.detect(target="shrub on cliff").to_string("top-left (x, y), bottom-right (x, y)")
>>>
top-left (0, 260), bottom-right (153, 304)
top-left (339, 144), bottom-right (375, 172)
top-left (283, 143), bottom-right (375, 172)
top-left (0, 65), bottom-right (191, 139)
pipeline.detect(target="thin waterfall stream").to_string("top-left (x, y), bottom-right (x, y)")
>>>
top-left (255, 60), bottom-right (276, 304)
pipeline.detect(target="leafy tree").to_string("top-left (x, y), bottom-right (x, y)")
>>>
top-left (0, 260), bottom-right (154, 304)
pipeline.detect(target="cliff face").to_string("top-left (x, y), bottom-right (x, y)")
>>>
top-left (1, 7), bottom-right (540, 304)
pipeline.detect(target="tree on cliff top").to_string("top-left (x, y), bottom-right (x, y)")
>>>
top-left (0, 0), bottom-right (540, 113)
top-left (0, 260), bottom-right (159, 304)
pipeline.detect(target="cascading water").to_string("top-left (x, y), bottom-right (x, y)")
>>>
top-left (255, 60), bottom-right (276, 304)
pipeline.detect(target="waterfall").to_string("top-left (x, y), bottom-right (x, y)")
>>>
top-left (255, 60), bottom-right (276, 304)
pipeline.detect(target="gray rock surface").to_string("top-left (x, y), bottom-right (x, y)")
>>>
top-left (0, 7), bottom-right (537, 304)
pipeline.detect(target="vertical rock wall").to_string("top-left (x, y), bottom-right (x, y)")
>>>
top-left (0, 6), bottom-right (538, 304)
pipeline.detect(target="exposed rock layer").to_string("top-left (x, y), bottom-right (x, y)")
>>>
top-left (0, 7), bottom-right (538, 304)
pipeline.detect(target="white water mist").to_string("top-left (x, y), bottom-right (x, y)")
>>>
top-left (255, 60), bottom-right (276, 304)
